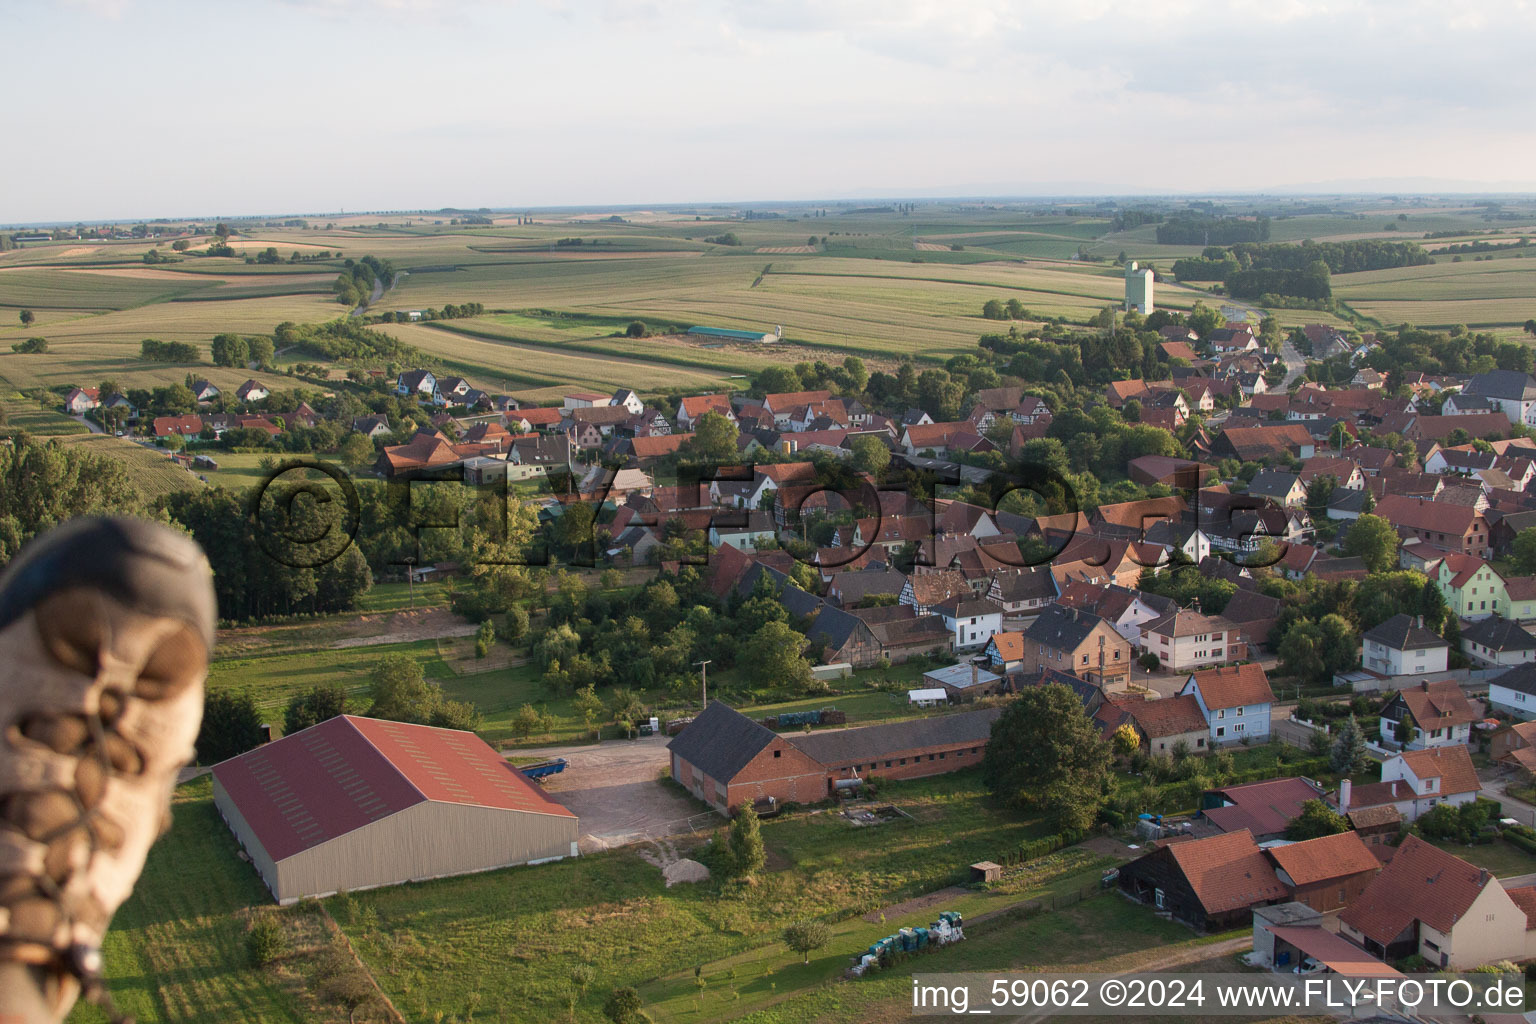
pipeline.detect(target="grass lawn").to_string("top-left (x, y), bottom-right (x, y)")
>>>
top-left (68, 778), bottom-right (303, 1024)
top-left (713, 896), bottom-right (1216, 1024)
top-left (1429, 837), bottom-right (1536, 877)
top-left (208, 635), bottom-right (451, 724)
top-left (337, 769), bottom-right (1055, 1023)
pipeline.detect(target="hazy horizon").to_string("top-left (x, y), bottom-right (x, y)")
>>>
top-left (7, 0), bottom-right (1536, 224)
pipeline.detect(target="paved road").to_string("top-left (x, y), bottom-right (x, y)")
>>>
top-left (1279, 334), bottom-right (1307, 388)
top-left (71, 414), bottom-right (103, 434)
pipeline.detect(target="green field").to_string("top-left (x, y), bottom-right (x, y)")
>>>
top-left (68, 778), bottom-right (303, 1024)
top-left (4, 200), bottom-right (1529, 424)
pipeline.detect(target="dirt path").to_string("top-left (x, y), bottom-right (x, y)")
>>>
top-left (861, 886), bottom-right (968, 923)
top-left (329, 607), bottom-right (475, 649)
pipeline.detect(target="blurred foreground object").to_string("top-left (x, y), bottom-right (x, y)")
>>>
top-left (0, 518), bottom-right (215, 1024)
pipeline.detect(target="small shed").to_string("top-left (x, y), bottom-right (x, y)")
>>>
top-left (970, 861), bottom-right (1003, 884)
top-left (908, 687), bottom-right (948, 707)
top-left (923, 663), bottom-right (1002, 702)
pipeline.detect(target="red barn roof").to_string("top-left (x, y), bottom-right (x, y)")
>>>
top-left (212, 715), bottom-right (573, 861)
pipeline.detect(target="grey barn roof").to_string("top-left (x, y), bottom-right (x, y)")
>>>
top-left (789, 708), bottom-right (1002, 766)
top-left (667, 701), bottom-right (778, 782)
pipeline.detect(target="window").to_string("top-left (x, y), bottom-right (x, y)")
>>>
top-left (1216, 727), bottom-right (1225, 737)
top-left (1082, 654), bottom-right (1089, 665)
top-left (939, 752), bottom-right (946, 759)
top-left (1236, 706), bottom-right (1244, 717)
top-left (1217, 709), bottom-right (1225, 719)
top-left (773, 749), bottom-right (781, 758)
top-left (885, 760), bottom-right (892, 768)
top-left (971, 747), bottom-right (979, 754)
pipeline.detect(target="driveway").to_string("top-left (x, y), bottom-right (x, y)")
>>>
top-left (1479, 766), bottom-right (1536, 827)
top-left (507, 734), bottom-right (714, 853)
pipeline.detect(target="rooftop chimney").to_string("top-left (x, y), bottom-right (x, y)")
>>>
top-left (972, 663), bottom-right (979, 688)
top-left (1339, 779), bottom-right (1352, 813)
top-left (1480, 868), bottom-right (1490, 887)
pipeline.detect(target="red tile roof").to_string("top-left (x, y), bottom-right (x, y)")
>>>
top-left (212, 715), bottom-right (572, 861)
top-left (1266, 830), bottom-right (1379, 887)
top-left (1397, 744), bottom-right (1480, 797)
top-left (1118, 693), bottom-right (1208, 738)
top-left (1203, 777), bottom-right (1323, 837)
top-left (1165, 829), bottom-right (1287, 914)
top-left (1188, 663), bottom-right (1274, 709)
top-left (1397, 681), bottom-right (1480, 734)
top-left (679, 394), bottom-right (733, 418)
top-left (1505, 885), bottom-right (1536, 929)
top-left (1340, 835), bottom-right (1494, 943)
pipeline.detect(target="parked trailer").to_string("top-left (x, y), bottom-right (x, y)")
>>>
top-left (518, 758), bottom-right (567, 781)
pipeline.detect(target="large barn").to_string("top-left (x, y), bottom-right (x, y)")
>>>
top-left (668, 700), bottom-right (1001, 815)
top-left (212, 715), bottom-right (578, 904)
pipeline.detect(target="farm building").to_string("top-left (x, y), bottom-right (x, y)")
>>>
top-left (687, 325), bottom-right (783, 344)
top-left (668, 702), bottom-right (829, 814)
top-left (668, 701), bottom-right (1002, 815)
top-left (212, 716), bottom-right (578, 904)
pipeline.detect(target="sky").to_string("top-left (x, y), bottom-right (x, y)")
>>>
top-left (5, 0), bottom-right (1536, 223)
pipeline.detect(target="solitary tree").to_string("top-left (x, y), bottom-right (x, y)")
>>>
top-left (18, 309), bottom-right (34, 326)
top-left (1330, 714), bottom-right (1370, 776)
top-left (782, 920), bottom-right (831, 964)
top-left (602, 987), bottom-right (645, 1024)
top-left (982, 683), bottom-right (1113, 831)
top-left (1342, 513), bottom-right (1399, 574)
top-left (727, 803), bottom-right (766, 879)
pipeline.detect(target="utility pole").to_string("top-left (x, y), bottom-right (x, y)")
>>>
top-left (694, 659), bottom-right (712, 710)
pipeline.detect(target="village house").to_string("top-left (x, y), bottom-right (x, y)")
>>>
top-left (1018, 605), bottom-right (1131, 690)
top-left (935, 595), bottom-right (1004, 651)
top-left (1436, 554), bottom-right (1506, 621)
top-left (1109, 693), bottom-right (1210, 756)
top-left (1339, 836), bottom-right (1533, 969)
top-left (1463, 370), bottom-right (1536, 427)
top-left (1491, 719), bottom-right (1536, 771)
top-left (235, 378), bottom-right (270, 404)
top-left (1178, 663), bottom-right (1275, 746)
top-left (1374, 495), bottom-right (1489, 559)
top-left (1462, 615), bottom-right (1536, 668)
top-left (1378, 679), bottom-right (1476, 750)
top-left (984, 569), bottom-right (1058, 628)
top-left (1143, 609), bottom-right (1246, 671)
top-left (64, 387), bottom-right (100, 414)
top-left (1489, 662), bottom-right (1536, 720)
top-left (1361, 614), bottom-right (1450, 678)
top-left (676, 394), bottom-right (734, 430)
top-left (1329, 745), bottom-right (1480, 824)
